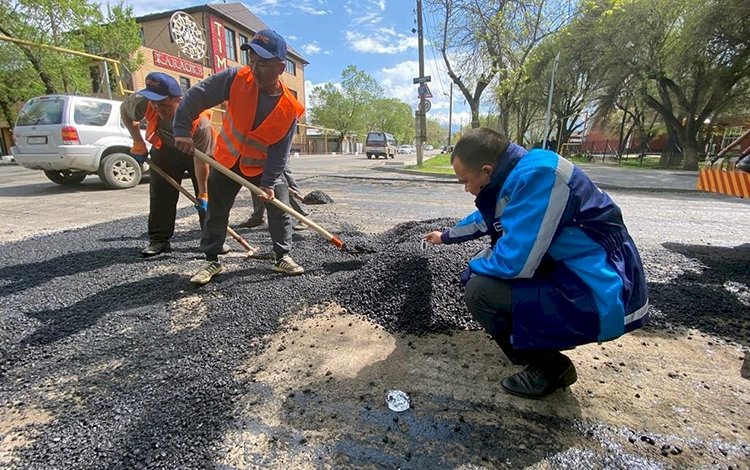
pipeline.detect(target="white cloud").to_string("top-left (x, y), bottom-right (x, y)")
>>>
top-left (352, 12), bottom-right (382, 25)
top-left (301, 41), bottom-right (331, 55)
top-left (345, 30), bottom-right (417, 54)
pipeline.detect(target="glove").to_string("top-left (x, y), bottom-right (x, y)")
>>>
top-left (130, 142), bottom-right (148, 165)
top-left (460, 267), bottom-right (473, 286)
top-left (195, 193), bottom-right (208, 213)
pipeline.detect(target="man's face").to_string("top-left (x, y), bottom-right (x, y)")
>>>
top-left (453, 155), bottom-right (492, 196)
top-left (249, 51), bottom-right (285, 90)
top-left (153, 96), bottom-right (181, 121)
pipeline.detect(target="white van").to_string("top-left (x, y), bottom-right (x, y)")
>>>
top-left (11, 95), bottom-right (145, 189)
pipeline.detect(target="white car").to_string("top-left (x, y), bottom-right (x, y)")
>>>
top-left (397, 144), bottom-right (412, 154)
top-left (11, 95), bottom-right (146, 189)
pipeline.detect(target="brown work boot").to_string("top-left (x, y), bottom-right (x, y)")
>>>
top-left (501, 353), bottom-right (577, 399)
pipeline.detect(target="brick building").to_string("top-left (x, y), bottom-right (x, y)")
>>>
top-left (133, 3), bottom-right (309, 152)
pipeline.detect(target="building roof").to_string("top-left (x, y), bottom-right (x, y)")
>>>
top-left (136, 3), bottom-right (308, 64)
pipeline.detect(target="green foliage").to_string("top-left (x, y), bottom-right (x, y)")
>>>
top-left (368, 98), bottom-right (414, 143)
top-left (580, 0), bottom-right (750, 170)
top-left (310, 65), bottom-right (420, 145)
top-left (309, 65), bottom-right (384, 141)
top-left (0, 0), bottom-right (142, 124)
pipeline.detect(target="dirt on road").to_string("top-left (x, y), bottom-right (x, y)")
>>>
top-left (1, 178), bottom-right (749, 469)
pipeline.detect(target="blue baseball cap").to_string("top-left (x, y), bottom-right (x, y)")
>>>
top-left (240, 29), bottom-right (287, 61)
top-left (137, 72), bottom-right (182, 101)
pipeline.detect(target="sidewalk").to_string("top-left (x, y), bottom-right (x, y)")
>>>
top-left (374, 159), bottom-right (700, 193)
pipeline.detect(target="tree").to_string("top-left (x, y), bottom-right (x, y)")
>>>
top-left (309, 65), bottom-right (383, 151)
top-left (425, 118), bottom-right (446, 147)
top-left (0, 0), bottom-right (142, 98)
top-left (584, 0), bottom-right (750, 170)
top-left (368, 98), bottom-right (414, 144)
top-left (426, 0), bottom-right (576, 132)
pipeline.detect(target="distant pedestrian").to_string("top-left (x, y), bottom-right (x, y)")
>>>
top-left (121, 72), bottom-right (215, 258)
top-left (174, 29), bottom-right (305, 285)
top-left (424, 128), bottom-right (649, 399)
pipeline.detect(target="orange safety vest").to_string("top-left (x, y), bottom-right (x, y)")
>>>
top-left (145, 104), bottom-right (214, 150)
top-left (213, 67), bottom-right (304, 177)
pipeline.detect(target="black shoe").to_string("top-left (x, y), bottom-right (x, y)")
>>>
top-left (219, 243), bottom-right (231, 255)
top-left (737, 155), bottom-right (750, 173)
top-left (238, 217), bottom-right (265, 228)
top-left (501, 353), bottom-right (577, 399)
top-left (141, 240), bottom-right (171, 258)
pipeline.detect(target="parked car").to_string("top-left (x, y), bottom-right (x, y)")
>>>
top-left (11, 95), bottom-right (146, 189)
top-left (397, 144), bottom-right (413, 154)
top-left (424, 144), bottom-right (434, 151)
top-left (365, 131), bottom-right (397, 159)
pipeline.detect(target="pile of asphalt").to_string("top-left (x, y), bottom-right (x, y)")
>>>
top-left (0, 212), bottom-right (480, 468)
top-left (1, 208), bottom-right (748, 468)
top-left (302, 190), bottom-right (334, 205)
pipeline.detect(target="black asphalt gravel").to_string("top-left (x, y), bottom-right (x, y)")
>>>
top-left (1, 200), bottom-right (749, 468)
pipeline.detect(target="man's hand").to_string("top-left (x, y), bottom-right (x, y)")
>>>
top-left (174, 136), bottom-right (195, 156)
top-left (129, 141), bottom-right (148, 165)
top-left (195, 192), bottom-right (208, 213)
top-left (258, 187), bottom-right (275, 202)
top-left (423, 231), bottom-right (444, 245)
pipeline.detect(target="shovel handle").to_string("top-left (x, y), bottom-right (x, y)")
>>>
top-left (148, 160), bottom-right (257, 254)
top-left (192, 148), bottom-right (345, 250)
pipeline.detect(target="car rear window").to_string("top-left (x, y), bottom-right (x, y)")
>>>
top-left (16, 97), bottom-right (64, 126)
top-left (74, 100), bottom-right (113, 126)
top-left (367, 133), bottom-right (385, 143)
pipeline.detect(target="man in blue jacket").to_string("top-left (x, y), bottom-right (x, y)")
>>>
top-left (424, 128), bottom-right (649, 399)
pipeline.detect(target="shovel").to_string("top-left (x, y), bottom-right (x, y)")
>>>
top-left (192, 148), bottom-right (366, 254)
top-left (147, 160), bottom-right (258, 256)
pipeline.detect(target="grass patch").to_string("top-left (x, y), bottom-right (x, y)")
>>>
top-left (567, 153), bottom-right (663, 169)
top-left (406, 153), bottom-right (455, 175)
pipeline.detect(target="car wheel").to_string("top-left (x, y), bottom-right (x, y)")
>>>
top-left (43, 170), bottom-right (87, 186)
top-left (98, 152), bottom-right (142, 189)
top-left (366, 153), bottom-right (372, 159)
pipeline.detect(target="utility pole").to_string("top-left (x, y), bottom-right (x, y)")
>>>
top-left (416, 0), bottom-right (426, 165)
top-left (446, 81), bottom-right (453, 149)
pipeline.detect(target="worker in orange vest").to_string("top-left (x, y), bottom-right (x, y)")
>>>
top-left (174, 29), bottom-right (305, 285)
top-left (121, 72), bottom-right (217, 257)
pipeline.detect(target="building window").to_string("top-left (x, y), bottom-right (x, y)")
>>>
top-left (225, 28), bottom-right (237, 61)
top-left (139, 27), bottom-right (145, 46)
top-left (239, 34), bottom-right (249, 65)
top-left (285, 59), bottom-right (296, 75)
top-left (179, 76), bottom-right (191, 93)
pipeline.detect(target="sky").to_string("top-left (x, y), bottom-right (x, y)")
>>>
top-left (127, 0), bottom-right (471, 134)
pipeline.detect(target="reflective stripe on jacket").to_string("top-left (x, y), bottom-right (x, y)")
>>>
top-left (145, 104), bottom-right (213, 150)
top-left (214, 67), bottom-right (304, 177)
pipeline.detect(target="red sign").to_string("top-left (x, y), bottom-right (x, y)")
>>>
top-left (209, 15), bottom-right (228, 73)
top-left (152, 51), bottom-right (204, 78)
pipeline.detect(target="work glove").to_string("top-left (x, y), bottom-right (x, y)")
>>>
top-left (195, 193), bottom-right (208, 213)
top-left (460, 267), bottom-right (473, 286)
top-left (130, 142), bottom-right (148, 165)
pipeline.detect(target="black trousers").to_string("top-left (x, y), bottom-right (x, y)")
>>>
top-left (147, 145), bottom-right (204, 243)
top-left (201, 162), bottom-right (293, 261)
top-left (464, 275), bottom-right (558, 365)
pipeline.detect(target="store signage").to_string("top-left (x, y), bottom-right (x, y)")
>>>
top-left (152, 51), bottom-right (204, 78)
top-left (209, 15), bottom-right (228, 73)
